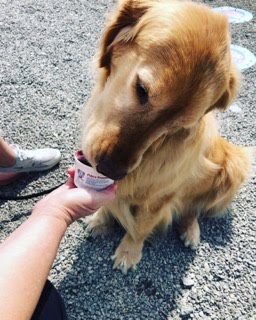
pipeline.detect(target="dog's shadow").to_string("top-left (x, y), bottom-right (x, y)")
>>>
top-left (57, 212), bottom-right (233, 320)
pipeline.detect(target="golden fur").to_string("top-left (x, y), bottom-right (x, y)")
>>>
top-left (81, 0), bottom-right (253, 273)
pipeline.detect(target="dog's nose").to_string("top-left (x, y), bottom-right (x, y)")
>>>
top-left (96, 158), bottom-right (127, 180)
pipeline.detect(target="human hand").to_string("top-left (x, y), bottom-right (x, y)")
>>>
top-left (32, 167), bottom-right (117, 226)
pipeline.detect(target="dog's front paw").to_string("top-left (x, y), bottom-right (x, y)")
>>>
top-left (84, 210), bottom-right (113, 238)
top-left (111, 234), bottom-right (143, 274)
top-left (180, 219), bottom-right (200, 250)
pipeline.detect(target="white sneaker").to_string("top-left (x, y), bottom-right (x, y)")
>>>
top-left (0, 146), bottom-right (61, 172)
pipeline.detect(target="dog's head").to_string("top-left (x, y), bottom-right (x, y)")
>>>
top-left (81, 0), bottom-right (239, 180)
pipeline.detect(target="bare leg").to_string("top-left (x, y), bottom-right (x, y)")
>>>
top-left (0, 137), bottom-right (21, 185)
top-left (0, 137), bottom-right (16, 167)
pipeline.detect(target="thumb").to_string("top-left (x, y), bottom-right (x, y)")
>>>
top-left (72, 182), bottom-right (118, 210)
top-left (67, 166), bottom-right (75, 178)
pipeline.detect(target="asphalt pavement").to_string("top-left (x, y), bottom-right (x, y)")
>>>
top-left (0, 0), bottom-right (255, 319)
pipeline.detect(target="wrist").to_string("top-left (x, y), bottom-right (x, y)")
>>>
top-left (31, 205), bottom-right (72, 230)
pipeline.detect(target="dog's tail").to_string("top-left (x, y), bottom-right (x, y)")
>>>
top-left (238, 145), bottom-right (255, 180)
top-left (203, 140), bottom-right (254, 216)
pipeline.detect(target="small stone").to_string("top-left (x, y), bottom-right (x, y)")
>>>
top-left (204, 262), bottom-right (210, 273)
top-left (229, 103), bottom-right (242, 113)
top-left (180, 305), bottom-right (193, 316)
top-left (182, 277), bottom-right (195, 288)
top-left (145, 287), bottom-right (157, 297)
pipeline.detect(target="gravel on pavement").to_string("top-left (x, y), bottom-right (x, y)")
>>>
top-left (0, 1), bottom-right (255, 319)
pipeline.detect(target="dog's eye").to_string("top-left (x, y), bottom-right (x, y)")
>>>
top-left (136, 76), bottom-right (148, 105)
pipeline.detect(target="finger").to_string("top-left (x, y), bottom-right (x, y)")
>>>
top-left (80, 184), bottom-right (117, 208)
top-left (63, 175), bottom-right (76, 188)
top-left (50, 175), bottom-right (76, 195)
top-left (67, 166), bottom-right (75, 178)
top-left (103, 181), bottom-right (118, 193)
top-left (68, 185), bottom-right (116, 209)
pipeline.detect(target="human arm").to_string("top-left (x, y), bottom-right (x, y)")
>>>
top-left (0, 168), bottom-right (117, 320)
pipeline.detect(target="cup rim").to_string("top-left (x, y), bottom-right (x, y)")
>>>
top-left (74, 149), bottom-right (92, 167)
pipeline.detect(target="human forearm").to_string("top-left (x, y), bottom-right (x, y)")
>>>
top-left (0, 214), bottom-right (67, 320)
top-left (0, 170), bottom-right (117, 320)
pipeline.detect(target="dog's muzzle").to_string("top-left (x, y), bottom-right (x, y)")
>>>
top-left (96, 158), bottom-right (127, 180)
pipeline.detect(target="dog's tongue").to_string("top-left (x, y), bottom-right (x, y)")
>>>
top-left (75, 150), bottom-right (92, 167)
top-left (75, 149), bottom-right (84, 160)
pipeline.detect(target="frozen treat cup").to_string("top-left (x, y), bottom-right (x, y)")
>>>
top-left (74, 150), bottom-right (114, 191)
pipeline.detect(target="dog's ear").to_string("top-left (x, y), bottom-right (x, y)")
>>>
top-left (99, 0), bottom-right (152, 72)
top-left (210, 65), bottom-right (240, 111)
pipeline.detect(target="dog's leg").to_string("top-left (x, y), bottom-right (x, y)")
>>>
top-left (112, 204), bottom-right (171, 274)
top-left (84, 206), bottom-right (114, 238)
top-left (179, 213), bottom-right (200, 250)
top-left (112, 232), bottom-right (143, 274)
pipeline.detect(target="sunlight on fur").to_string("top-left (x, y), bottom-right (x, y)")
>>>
top-left (81, 0), bottom-right (254, 273)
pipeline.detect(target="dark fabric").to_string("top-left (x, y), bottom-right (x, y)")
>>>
top-left (31, 280), bottom-right (67, 320)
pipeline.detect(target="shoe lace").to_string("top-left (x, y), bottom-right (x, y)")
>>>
top-left (11, 145), bottom-right (30, 162)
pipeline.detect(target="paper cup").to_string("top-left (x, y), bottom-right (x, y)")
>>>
top-left (74, 150), bottom-right (114, 191)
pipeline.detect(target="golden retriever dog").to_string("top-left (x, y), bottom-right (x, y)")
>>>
top-left (81, 0), bottom-right (253, 273)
